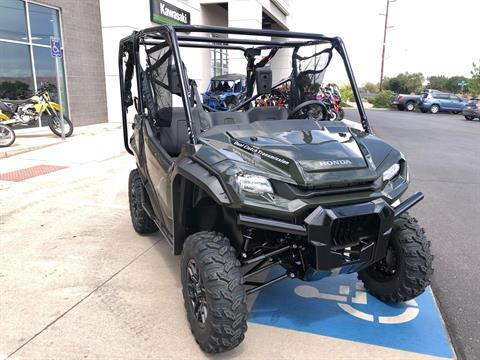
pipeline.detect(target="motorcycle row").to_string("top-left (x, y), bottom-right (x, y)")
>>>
top-left (0, 84), bottom-right (74, 148)
top-left (255, 84), bottom-right (344, 120)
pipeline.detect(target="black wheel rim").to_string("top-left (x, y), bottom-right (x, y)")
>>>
top-left (186, 259), bottom-right (208, 326)
top-left (368, 245), bottom-right (398, 282)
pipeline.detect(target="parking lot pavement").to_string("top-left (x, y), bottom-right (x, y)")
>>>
top-left (345, 109), bottom-right (480, 359)
top-left (1, 123), bottom-right (452, 359)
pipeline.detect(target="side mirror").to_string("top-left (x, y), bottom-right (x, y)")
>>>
top-left (255, 66), bottom-right (272, 95)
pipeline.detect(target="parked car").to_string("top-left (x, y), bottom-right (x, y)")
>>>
top-left (202, 74), bottom-right (246, 110)
top-left (389, 93), bottom-right (421, 111)
top-left (417, 91), bottom-right (466, 114)
top-left (463, 98), bottom-right (480, 120)
top-left (389, 89), bottom-right (442, 111)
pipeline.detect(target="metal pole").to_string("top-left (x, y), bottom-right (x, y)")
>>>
top-left (379, 0), bottom-right (390, 91)
top-left (55, 49), bottom-right (65, 140)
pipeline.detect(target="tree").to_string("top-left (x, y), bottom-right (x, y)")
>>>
top-left (470, 60), bottom-right (480, 96)
top-left (362, 82), bottom-right (379, 94)
top-left (384, 72), bottom-right (424, 94)
top-left (427, 75), bottom-right (449, 91)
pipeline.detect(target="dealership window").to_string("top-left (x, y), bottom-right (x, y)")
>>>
top-left (0, 0), bottom-right (68, 126)
top-left (210, 35), bottom-right (228, 77)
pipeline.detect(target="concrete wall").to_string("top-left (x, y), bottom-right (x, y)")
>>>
top-left (37, 0), bottom-right (108, 126)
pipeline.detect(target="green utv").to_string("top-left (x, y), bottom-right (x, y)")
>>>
top-left (119, 25), bottom-right (433, 353)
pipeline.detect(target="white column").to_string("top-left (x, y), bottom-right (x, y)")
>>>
top-left (227, 0), bottom-right (263, 75)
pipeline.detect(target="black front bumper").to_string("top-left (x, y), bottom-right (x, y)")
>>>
top-left (238, 192), bottom-right (424, 277)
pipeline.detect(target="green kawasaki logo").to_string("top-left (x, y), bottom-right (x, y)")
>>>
top-left (151, 0), bottom-right (191, 25)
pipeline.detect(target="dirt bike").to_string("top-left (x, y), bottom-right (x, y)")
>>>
top-left (0, 84), bottom-right (73, 147)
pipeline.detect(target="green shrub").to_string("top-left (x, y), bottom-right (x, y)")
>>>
top-left (373, 90), bottom-right (394, 108)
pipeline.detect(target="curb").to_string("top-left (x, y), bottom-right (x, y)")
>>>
top-left (0, 140), bottom-right (64, 159)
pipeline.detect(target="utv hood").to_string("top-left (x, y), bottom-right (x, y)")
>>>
top-left (195, 120), bottom-right (393, 188)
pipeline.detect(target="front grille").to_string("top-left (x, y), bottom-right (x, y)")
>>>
top-left (330, 214), bottom-right (379, 249)
top-left (271, 179), bottom-right (381, 200)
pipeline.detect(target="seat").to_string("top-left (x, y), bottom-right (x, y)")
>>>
top-left (247, 106), bottom-right (289, 122)
top-left (157, 108), bottom-right (190, 157)
top-left (208, 111), bottom-right (250, 126)
top-left (0, 98), bottom-right (33, 105)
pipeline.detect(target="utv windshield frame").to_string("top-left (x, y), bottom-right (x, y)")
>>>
top-left (118, 25), bottom-right (370, 155)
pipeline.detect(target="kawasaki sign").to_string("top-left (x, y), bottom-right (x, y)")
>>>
top-left (150, 0), bottom-right (191, 25)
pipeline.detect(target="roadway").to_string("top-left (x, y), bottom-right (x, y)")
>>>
top-left (345, 108), bottom-right (480, 359)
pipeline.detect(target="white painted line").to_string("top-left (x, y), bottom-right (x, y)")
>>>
top-left (337, 303), bottom-right (374, 322)
top-left (295, 285), bottom-right (347, 303)
top-left (339, 285), bottom-right (350, 296)
top-left (378, 307), bottom-right (420, 324)
top-left (352, 290), bottom-right (367, 305)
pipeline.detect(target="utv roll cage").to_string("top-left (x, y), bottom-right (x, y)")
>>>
top-left (118, 25), bottom-right (371, 156)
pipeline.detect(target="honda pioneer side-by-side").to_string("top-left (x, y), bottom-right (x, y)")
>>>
top-left (119, 25), bottom-right (433, 353)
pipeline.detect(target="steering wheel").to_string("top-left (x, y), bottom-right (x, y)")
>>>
top-left (289, 100), bottom-right (328, 120)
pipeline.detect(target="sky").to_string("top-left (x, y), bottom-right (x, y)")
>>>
top-left (290, 0), bottom-right (480, 86)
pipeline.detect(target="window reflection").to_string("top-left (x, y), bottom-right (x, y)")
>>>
top-left (0, 0), bottom-right (28, 42)
top-left (0, 42), bottom-right (33, 99)
top-left (29, 3), bottom-right (61, 45)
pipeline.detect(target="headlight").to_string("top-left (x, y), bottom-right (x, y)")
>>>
top-left (383, 163), bottom-right (401, 181)
top-left (235, 173), bottom-right (273, 194)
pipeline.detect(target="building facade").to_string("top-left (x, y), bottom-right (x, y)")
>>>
top-left (0, 0), bottom-right (290, 127)
top-left (0, 0), bottom-right (108, 127)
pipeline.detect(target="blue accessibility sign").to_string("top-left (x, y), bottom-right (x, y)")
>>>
top-left (50, 37), bottom-right (62, 58)
top-left (249, 267), bottom-right (453, 358)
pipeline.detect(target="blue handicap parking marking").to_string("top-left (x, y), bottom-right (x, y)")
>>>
top-left (249, 267), bottom-right (453, 358)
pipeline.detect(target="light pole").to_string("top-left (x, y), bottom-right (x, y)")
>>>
top-left (379, 0), bottom-right (396, 91)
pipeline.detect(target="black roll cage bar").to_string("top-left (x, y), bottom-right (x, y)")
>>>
top-left (119, 25), bottom-right (371, 156)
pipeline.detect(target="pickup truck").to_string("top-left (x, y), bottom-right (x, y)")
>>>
top-left (389, 94), bottom-right (421, 111)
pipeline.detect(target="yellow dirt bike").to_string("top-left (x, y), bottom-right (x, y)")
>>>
top-left (0, 84), bottom-right (73, 147)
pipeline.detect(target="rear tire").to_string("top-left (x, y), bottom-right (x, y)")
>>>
top-left (128, 169), bottom-right (158, 234)
top-left (48, 114), bottom-right (74, 137)
top-left (358, 213), bottom-right (433, 303)
top-left (465, 115), bottom-right (474, 120)
top-left (430, 104), bottom-right (440, 114)
top-left (181, 231), bottom-right (247, 353)
top-left (0, 124), bottom-right (15, 147)
top-left (405, 102), bottom-right (415, 111)
top-left (328, 109), bottom-right (339, 121)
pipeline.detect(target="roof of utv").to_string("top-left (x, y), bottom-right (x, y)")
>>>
top-left (118, 25), bottom-right (371, 154)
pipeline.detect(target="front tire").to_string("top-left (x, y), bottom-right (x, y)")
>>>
top-left (337, 108), bottom-right (345, 120)
top-left (181, 231), bottom-right (247, 353)
top-left (48, 114), bottom-right (74, 137)
top-left (128, 169), bottom-right (158, 234)
top-left (0, 124), bottom-right (15, 147)
top-left (358, 213), bottom-right (433, 303)
top-left (465, 115), bottom-right (474, 120)
top-left (430, 104), bottom-right (440, 114)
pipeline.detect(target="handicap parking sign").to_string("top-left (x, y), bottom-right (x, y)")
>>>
top-left (50, 37), bottom-right (62, 58)
top-left (249, 267), bottom-right (453, 358)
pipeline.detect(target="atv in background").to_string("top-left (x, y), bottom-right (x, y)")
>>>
top-left (119, 25), bottom-right (433, 353)
top-left (202, 74), bottom-right (246, 110)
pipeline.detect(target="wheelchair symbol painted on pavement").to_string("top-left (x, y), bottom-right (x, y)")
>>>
top-left (295, 281), bottom-right (419, 324)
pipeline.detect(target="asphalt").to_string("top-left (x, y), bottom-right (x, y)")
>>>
top-left (345, 108), bottom-right (480, 359)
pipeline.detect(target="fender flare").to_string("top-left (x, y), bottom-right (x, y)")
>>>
top-left (171, 157), bottom-right (231, 254)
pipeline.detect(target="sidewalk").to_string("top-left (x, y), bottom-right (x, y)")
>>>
top-left (0, 122), bottom-right (122, 159)
top-left (0, 122), bottom-right (453, 360)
